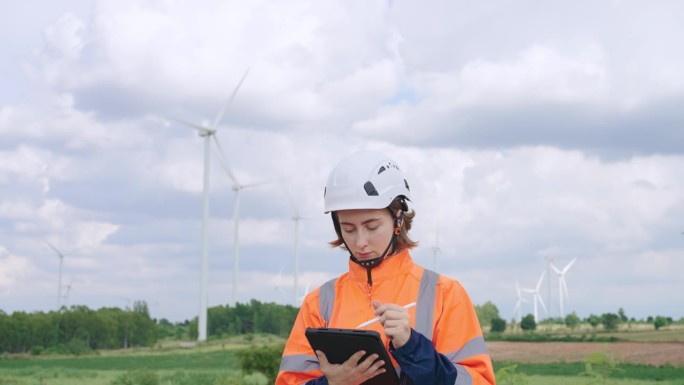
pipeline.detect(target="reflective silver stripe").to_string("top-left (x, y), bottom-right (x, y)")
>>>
top-left (415, 269), bottom-right (439, 340)
top-left (279, 353), bottom-right (320, 372)
top-left (454, 364), bottom-right (473, 385)
top-left (319, 278), bottom-right (337, 325)
top-left (445, 336), bottom-right (489, 363)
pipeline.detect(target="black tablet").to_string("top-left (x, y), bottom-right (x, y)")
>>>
top-left (305, 327), bottom-right (400, 385)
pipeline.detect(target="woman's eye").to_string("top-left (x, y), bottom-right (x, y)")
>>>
top-left (342, 228), bottom-right (355, 233)
top-left (367, 226), bottom-right (379, 231)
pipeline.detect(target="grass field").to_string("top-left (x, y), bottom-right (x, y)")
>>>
top-left (1, 330), bottom-right (683, 385)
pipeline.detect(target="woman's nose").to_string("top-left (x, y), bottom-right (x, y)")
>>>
top-left (355, 230), bottom-right (368, 248)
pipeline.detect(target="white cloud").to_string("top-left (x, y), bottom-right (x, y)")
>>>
top-left (1, 1), bottom-right (683, 323)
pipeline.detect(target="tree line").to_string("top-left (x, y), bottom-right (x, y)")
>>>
top-left (3, 298), bottom-right (677, 354)
top-left (0, 301), bottom-right (157, 354)
top-left (0, 299), bottom-right (299, 355)
top-left (474, 301), bottom-right (681, 333)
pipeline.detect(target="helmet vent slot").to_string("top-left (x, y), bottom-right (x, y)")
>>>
top-left (364, 181), bottom-right (379, 196)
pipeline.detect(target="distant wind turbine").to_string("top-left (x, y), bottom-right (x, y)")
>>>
top-left (171, 69), bottom-right (249, 342)
top-left (297, 282), bottom-right (311, 305)
top-left (285, 184), bottom-right (307, 306)
top-left (431, 227), bottom-right (441, 271)
top-left (522, 271), bottom-right (547, 322)
top-left (550, 258), bottom-right (577, 318)
top-left (512, 281), bottom-right (529, 323)
top-left (212, 145), bottom-right (282, 305)
top-left (274, 269), bottom-right (287, 301)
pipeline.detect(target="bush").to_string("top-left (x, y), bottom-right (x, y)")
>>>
top-left (160, 371), bottom-right (243, 385)
top-left (580, 351), bottom-right (622, 383)
top-left (110, 369), bottom-right (159, 385)
top-left (601, 313), bottom-right (620, 331)
top-left (520, 315), bottom-right (536, 331)
top-left (654, 315), bottom-right (672, 330)
top-left (235, 344), bottom-right (285, 382)
top-left (495, 364), bottom-right (528, 385)
top-left (243, 372), bottom-right (268, 385)
top-left (490, 317), bottom-right (506, 333)
top-left (564, 312), bottom-right (581, 329)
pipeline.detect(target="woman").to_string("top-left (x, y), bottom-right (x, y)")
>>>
top-left (276, 151), bottom-right (495, 385)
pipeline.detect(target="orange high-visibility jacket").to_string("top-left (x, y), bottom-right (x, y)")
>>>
top-left (276, 249), bottom-right (495, 384)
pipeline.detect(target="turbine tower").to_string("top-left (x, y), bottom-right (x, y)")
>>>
top-left (44, 240), bottom-right (66, 309)
top-left (522, 271), bottom-right (547, 322)
top-left (213, 147), bottom-right (280, 305)
top-left (431, 227), bottom-right (441, 271)
top-left (172, 69), bottom-right (249, 341)
top-left (545, 254), bottom-right (554, 319)
top-left (550, 258), bottom-right (577, 318)
top-left (285, 185), bottom-right (307, 306)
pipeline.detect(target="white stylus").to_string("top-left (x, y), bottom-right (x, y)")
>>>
top-left (355, 302), bottom-right (417, 329)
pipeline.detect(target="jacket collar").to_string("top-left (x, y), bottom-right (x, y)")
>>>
top-left (348, 248), bottom-right (414, 283)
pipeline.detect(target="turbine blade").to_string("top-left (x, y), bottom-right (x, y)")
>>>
top-left (535, 271), bottom-right (546, 290)
top-left (562, 258), bottom-right (577, 273)
top-left (537, 294), bottom-right (547, 314)
top-left (212, 68), bottom-right (251, 130)
top-left (169, 117), bottom-right (213, 135)
top-left (241, 177), bottom-right (287, 189)
top-left (43, 239), bottom-right (63, 257)
top-left (550, 263), bottom-right (562, 274)
top-left (211, 135), bottom-right (239, 184)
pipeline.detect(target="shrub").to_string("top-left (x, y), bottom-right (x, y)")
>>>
top-left (520, 315), bottom-right (536, 331)
top-left (490, 317), bottom-right (506, 333)
top-left (654, 315), bottom-right (672, 330)
top-left (243, 372), bottom-right (268, 385)
top-left (110, 369), bottom-right (159, 385)
top-left (495, 364), bottom-right (528, 385)
top-left (564, 312), bottom-right (581, 329)
top-left (580, 351), bottom-right (622, 384)
top-left (235, 344), bottom-right (285, 382)
top-left (601, 313), bottom-right (620, 331)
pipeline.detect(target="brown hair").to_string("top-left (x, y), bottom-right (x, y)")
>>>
top-left (329, 199), bottom-right (419, 251)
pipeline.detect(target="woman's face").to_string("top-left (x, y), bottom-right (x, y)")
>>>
top-left (336, 208), bottom-right (394, 261)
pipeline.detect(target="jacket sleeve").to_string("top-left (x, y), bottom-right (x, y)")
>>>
top-left (276, 289), bottom-right (327, 385)
top-left (430, 278), bottom-right (496, 385)
top-left (390, 329), bottom-right (457, 384)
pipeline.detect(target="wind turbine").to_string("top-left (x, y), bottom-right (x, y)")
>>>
top-left (274, 269), bottom-right (287, 301)
top-left (431, 228), bottom-right (441, 271)
top-left (297, 282), bottom-right (311, 305)
top-left (212, 144), bottom-right (282, 305)
top-left (512, 281), bottom-right (529, 323)
top-left (522, 271), bottom-right (547, 322)
top-left (285, 184), bottom-right (307, 306)
top-left (44, 240), bottom-right (66, 310)
top-left (172, 69), bottom-right (249, 342)
top-left (550, 258), bottom-right (577, 318)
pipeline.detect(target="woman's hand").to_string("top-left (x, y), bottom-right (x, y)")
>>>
top-left (372, 300), bottom-right (412, 349)
top-left (316, 349), bottom-right (386, 385)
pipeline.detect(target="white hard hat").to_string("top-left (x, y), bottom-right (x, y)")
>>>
top-left (324, 151), bottom-right (411, 213)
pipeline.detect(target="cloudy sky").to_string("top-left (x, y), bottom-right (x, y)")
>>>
top-left (1, 0), bottom-right (683, 324)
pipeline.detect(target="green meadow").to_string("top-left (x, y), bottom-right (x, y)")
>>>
top-left (2, 332), bottom-right (684, 385)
